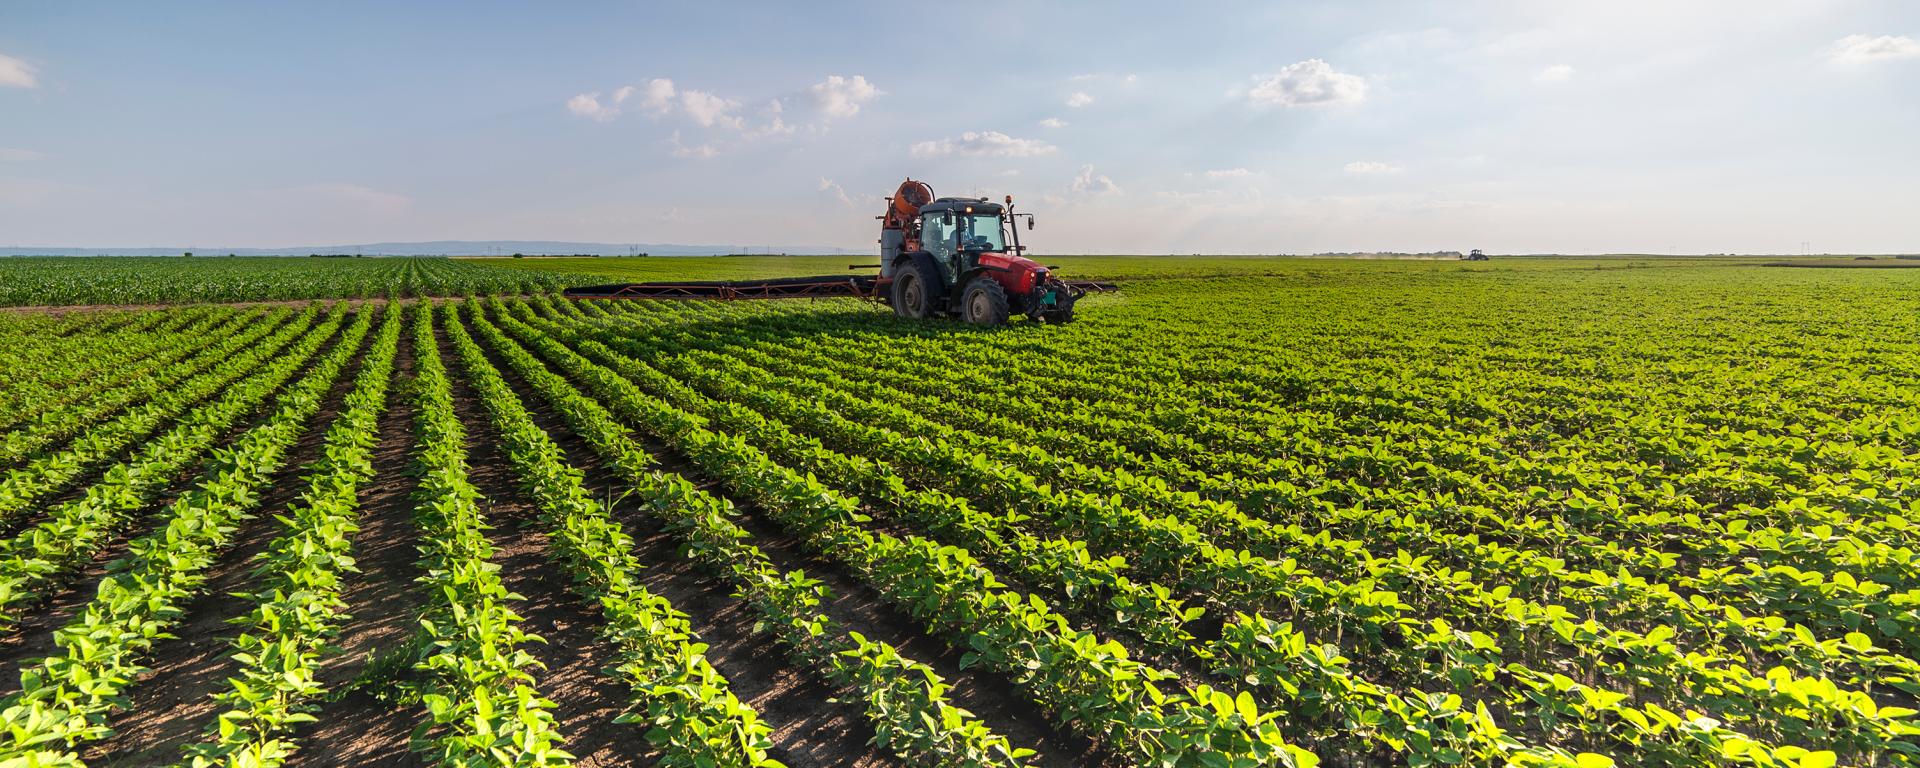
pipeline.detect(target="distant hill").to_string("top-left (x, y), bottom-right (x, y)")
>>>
top-left (0, 240), bottom-right (860, 257)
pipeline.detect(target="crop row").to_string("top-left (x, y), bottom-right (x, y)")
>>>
top-left (544, 296), bottom-right (1910, 765)
top-left (478, 299), bottom-right (1317, 766)
top-left (175, 302), bottom-right (402, 767)
top-left (665, 309), bottom-right (1920, 697)
top-left (0, 306), bottom-right (343, 623)
top-left (400, 301), bottom-right (570, 765)
top-left (0, 306), bottom-right (305, 525)
top-left (0, 304), bottom-right (374, 762)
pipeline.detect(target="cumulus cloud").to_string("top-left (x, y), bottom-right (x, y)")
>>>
top-left (1070, 165), bottom-right (1121, 195)
top-left (566, 92), bottom-right (621, 121)
top-left (1827, 34), bottom-right (1920, 65)
top-left (910, 131), bottom-right (1057, 158)
top-left (1038, 117), bottom-right (1067, 128)
top-left (1065, 91), bottom-right (1094, 108)
top-left (1533, 64), bottom-right (1575, 84)
top-left (0, 54), bottom-right (37, 89)
top-left (639, 78), bottom-right (677, 113)
top-left (743, 99), bottom-right (795, 139)
top-left (1249, 59), bottom-right (1367, 107)
top-left (1204, 168), bottom-right (1253, 179)
top-left (678, 89), bottom-right (743, 129)
top-left (1344, 161), bottom-right (1403, 175)
top-left (810, 75), bottom-right (881, 118)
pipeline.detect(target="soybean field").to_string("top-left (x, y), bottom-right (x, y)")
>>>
top-left (0, 257), bottom-right (596, 307)
top-left (1, 258), bottom-right (1918, 768)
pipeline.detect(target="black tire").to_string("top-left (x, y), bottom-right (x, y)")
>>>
top-left (891, 260), bottom-right (939, 320)
top-left (960, 277), bottom-right (1010, 326)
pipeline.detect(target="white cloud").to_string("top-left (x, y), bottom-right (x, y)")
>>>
top-left (679, 89), bottom-right (743, 129)
top-left (668, 131), bottom-right (718, 158)
top-left (818, 177), bottom-right (855, 206)
top-left (1344, 161), bottom-right (1403, 175)
top-left (1827, 34), bottom-right (1920, 65)
top-left (0, 54), bottom-right (37, 89)
top-left (744, 99), bottom-right (795, 139)
top-left (810, 75), bottom-right (880, 118)
top-left (1204, 168), bottom-right (1253, 179)
top-left (910, 131), bottom-right (1057, 158)
top-left (1038, 117), bottom-right (1067, 129)
top-left (1067, 73), bottom-right (1097, 82)
top-left (0, 147), bottom-right (46, 162)
top-left (567, 92), bottom-right (621, 121)
top-left (640, 78), bottom-right (677, 113)
top-left (1249, 59), bottom-right (1367, 107)
top-left (1070, 164), bottom-right (1121, 195)
top-left (1123, 74), bottom-right (1138, 85)
top-left (611, 85), bottom-right (635, 103)
top-left (1533, 64), bottom-right (1575, 84)
top-left (1065, 91), bottom-right (1094, 108)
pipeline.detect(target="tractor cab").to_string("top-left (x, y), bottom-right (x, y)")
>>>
top-left (916, 199), bottom-right (1010, 287)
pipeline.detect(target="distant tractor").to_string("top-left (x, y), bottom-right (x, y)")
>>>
top-left (1463, 249), bottom-right (1489, 261)
top-left (877, 179), bottom-right (1084, 325)
top-left (563, 177), bottom-right (1112, 325)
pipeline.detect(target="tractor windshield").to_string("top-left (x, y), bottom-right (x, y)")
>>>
top-left (956, 214), bottom-right (1008, 252)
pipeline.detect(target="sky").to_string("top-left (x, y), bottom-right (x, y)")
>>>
top-left (2, 1), bottom-right (1917, 254)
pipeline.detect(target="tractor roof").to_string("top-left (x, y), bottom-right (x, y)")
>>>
top-left (918, 197), bottom-right (1003, 216)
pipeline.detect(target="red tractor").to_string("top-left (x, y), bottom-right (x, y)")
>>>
top-left (563, 177), bottom-right (1109, 324)
top-left (877, 178), bottom-right (1084, 325)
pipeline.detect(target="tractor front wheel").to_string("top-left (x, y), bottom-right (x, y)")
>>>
top-left (960, 277), bottom-right (1010, 326)
top-left (891, 261), bottom-right (939, 320)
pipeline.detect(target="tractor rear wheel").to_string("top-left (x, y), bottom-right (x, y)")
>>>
top-left (891, 261), bottom-right (939, 320)
top-left (960, 277), bottom-right (1010, 326)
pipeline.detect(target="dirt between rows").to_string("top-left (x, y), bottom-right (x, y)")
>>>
top-left (462, 310), bottom-right (1113, 767)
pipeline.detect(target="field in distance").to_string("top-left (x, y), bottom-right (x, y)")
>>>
top-left (0, 256), bottom-right (1916, 766)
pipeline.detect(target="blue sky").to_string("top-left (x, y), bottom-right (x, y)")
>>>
top-left (2, 1), bottom-right (1917, 253)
